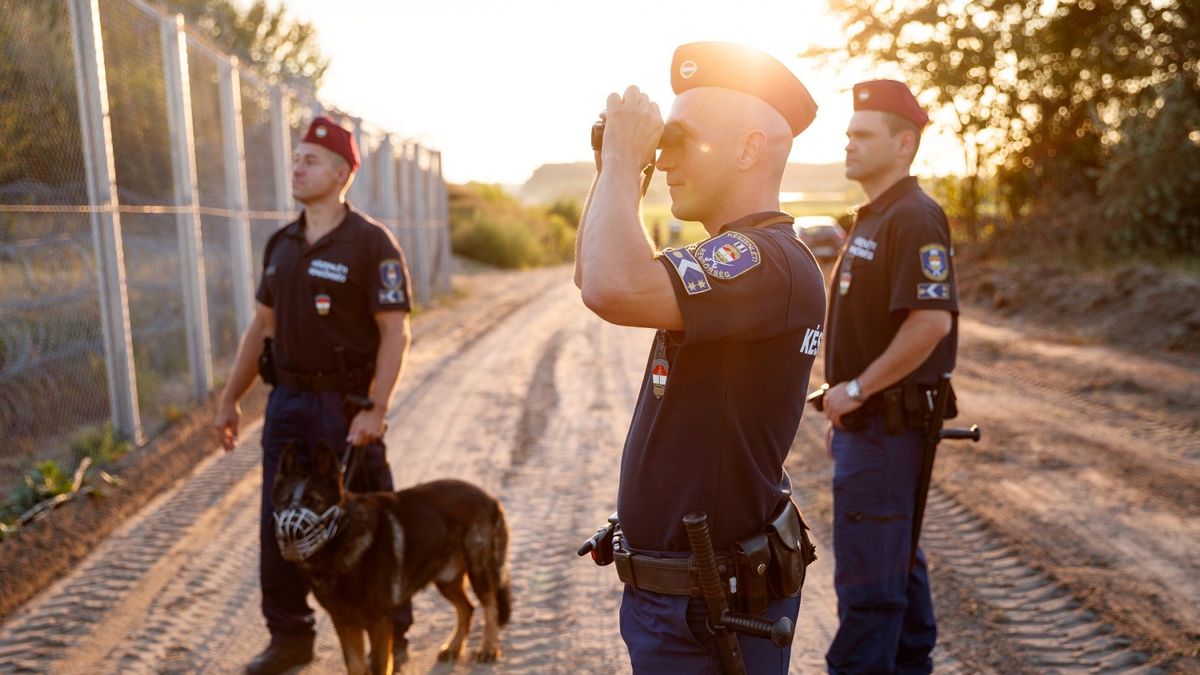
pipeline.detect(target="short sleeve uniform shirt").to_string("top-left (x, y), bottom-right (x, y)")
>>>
top-left (256, 204), bottom-right (412, 375)
top-left (617, 212), bottom-right (827, 552)
top-left (825, 177), bottom-right (958, 386)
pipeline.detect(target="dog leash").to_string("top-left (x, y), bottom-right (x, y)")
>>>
top-left (340, 395), bottom-right (376, 487)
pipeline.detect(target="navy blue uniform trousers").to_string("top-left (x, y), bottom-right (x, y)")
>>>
top-left (620, 581), bottom-right (802, 673)
top-left (826, 417), bottom-right (936, 675)
top-left (258, 385), bottom-right (413, 646)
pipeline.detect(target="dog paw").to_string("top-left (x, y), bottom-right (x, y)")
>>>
top-left (473, 647), bottom-right (500, 663)
top-left (436, 645), bottom-right (461, 662)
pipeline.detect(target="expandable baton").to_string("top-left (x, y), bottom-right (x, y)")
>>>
top-left (910, 374), bottom-right (981, 567)
top-left (684, 512), bottom-right (795, 675)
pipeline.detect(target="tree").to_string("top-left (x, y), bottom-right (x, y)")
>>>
top-left (819, 0), bottom-right (1200, 254)
top-left (158, 0), bottom-right (329, 89)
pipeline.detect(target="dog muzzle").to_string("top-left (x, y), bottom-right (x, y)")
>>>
top-left (274, 505), bottom-right (340, 562)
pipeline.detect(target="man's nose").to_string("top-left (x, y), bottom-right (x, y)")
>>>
top-left (655, 149), bottom-right (673, 172)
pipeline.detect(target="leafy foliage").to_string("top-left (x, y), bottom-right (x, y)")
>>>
top-left (819, 0), bottom-right (1200, 255)
top-left (2, 461), bottom-right (73, 522)
top-left (449, 184), bottom-right (577, 268)
top-left (0, 0), bottom-right (327, 214)
top-left (157, 0), bottom-right (328, 88)
top-left (70, 422), bottom-right (132, 468)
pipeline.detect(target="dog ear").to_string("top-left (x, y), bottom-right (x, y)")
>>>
top-left (313, 440), bottom-right (339, 478)
top-left (278, 440), bottom-right (302, 477)
top-left (313, 441), bottom-right (348, 499)
top-left (272, 441), bottom-right (302, 509)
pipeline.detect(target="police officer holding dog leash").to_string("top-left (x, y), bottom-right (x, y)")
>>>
top-left (213, 116), bottom-right (414, 675)
top-left (817, 80), bottom-right (960, 674)
top-left (576, 43), bottom-right (825, 673)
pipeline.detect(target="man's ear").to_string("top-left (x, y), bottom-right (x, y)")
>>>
top-left (897, 128), bottom-right (919, 163)
top-left (739, 129), bottom-right (768, 169)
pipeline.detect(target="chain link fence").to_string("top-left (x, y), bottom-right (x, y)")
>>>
top-left (0, 0), bottom-right (451, 479)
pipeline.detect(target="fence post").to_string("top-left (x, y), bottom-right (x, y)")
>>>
top-left (409, 143), bottom-right (430, 307)
top-left (395, 141), bottom-right (413, 271)
top-left (161, 14), bottom-right (213, 398)
top-left (347, 117), bottom-right (370, 208)
top-left (376, 135), bottom-right (400, 241)
top-left (425, 150), bottom-right (442, 297)
top-left (434, 151), bottom-right (452, 295)
top-left (219, 57), bottom-right (254, 336)
top-left (68, 0), bottom-right (142, 443)
top-left (269, 86), bottom-right (293, 216)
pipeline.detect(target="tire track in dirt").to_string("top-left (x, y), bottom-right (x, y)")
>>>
top-left (957, 320), bottom-right (1200, 449)
top-left (0, 266), bottom-right (565, 675)
top-left (1, 267), bottom-right (1179, 673)
top-left (922, 489), bottom-right (1163, 674)
top-left (947, 318), bottom-right (1200, 666)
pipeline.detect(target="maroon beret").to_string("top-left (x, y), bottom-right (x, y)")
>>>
top-left (852, 80), bottom-right (929, 129)
top-left (671, 42), bottom-right (817, 136)
top-left (302, 116), bottom-right (360, 170)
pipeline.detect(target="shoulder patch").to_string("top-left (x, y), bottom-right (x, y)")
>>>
top-left (379, 259), bottom-right (404, 289)
top-left (917, 282), bottom-right (950, 300)
top-left (662, 245), bottom-right (711, 295)
top-left (696, 232), bottom-right (761, 280)
top-left (919, 244), bottom-right (949, 281)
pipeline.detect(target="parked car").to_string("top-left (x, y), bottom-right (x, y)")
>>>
top-left (793, 215), bottom-right (847, 261)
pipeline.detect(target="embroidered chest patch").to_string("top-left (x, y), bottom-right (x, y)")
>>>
top-left (695, 232), bottom-right (760, 280)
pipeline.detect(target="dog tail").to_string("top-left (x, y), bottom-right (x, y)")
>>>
top-left (498, 577), bottom-right (512, 626)
top-left (495, 503), bottom-right (512, 626)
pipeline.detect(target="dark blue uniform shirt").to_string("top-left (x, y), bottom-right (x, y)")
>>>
top-left (825, 176), bottom-right (958, 386)
top-left (617, 212), bottom-right (826, 552)
top-left (256, 204), bottom-right (412, 375)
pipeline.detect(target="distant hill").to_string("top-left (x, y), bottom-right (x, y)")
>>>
top-left (516, 161), bottom-right (859, 206)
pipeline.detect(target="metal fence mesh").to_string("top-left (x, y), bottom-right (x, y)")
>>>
top-left (0, 0), bottom-right (450, 498)
top-left (0, 1), bottom-right (109, 471)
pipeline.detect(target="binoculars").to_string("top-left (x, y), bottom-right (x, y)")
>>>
top-left (591, 120), bottom-right (684, 152)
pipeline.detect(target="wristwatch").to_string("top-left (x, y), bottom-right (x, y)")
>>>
top-left (846, 378), bottom-right (865, 402)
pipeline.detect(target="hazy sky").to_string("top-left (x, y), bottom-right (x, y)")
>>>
top-left (265, 0), bottom-right (960, 185)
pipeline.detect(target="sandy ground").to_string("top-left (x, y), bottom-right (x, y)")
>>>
top-left (0, 264), bottom-right (1196, 674)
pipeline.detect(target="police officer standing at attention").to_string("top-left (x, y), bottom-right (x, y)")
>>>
top-left (819, 81), bottom-right (958, 674)
top-left (212, 116), bottom-right (414, 675)
top-left (576, 43), bottom-right (825, 673)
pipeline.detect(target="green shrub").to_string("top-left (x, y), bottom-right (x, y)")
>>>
top-left (3, 460), bottom-right (73, 521)
top-left (449, 183), bottom-right (577, 268)
top-left (70, 422), bottom-right (131, 468)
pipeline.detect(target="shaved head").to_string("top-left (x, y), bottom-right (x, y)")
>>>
top-left (657, 87), bottom-right (793, 223)
top-left (678, 87), bottom-right (793, 172)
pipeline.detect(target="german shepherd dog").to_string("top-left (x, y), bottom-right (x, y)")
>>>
top-left (272, 440), bottom-right (511, 674)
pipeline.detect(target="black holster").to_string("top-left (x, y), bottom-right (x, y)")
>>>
top-left (258, 337), bottom-right (277, 385)
top-left (733, 499), bottom-right (817, 615)
top-left (849, 381), bottom-right (960, 434)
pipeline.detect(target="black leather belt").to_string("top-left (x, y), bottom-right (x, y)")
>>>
top-left (614, 550), bottom-right (734, 597)
top-left (274, 367), bottom-right (372, 392)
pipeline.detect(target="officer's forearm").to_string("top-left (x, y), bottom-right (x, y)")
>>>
top-left (221, 322), bottom-right (266, 406)
top-left (371, 312), bottom-right (411, 411)
top-left (574, 170), bottom-right (601, 290)
top-left (855, 310), bottom-right (952, 397)
top-left (578, 162), bottom-right (657, 308)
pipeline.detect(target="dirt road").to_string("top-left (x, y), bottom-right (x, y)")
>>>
top-left (0, 265), bottom-right (1195, 673)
